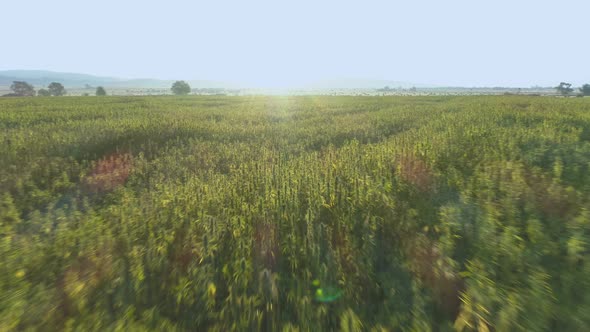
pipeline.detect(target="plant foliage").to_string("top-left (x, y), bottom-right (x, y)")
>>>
top-left (1, 95), bottom-right (590, 331)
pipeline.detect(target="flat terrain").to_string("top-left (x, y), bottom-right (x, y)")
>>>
top-left (2, 96), bottom-right (590, 331)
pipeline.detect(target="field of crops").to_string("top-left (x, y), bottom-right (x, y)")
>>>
top-left (1, 95), bottom-right (590, 331)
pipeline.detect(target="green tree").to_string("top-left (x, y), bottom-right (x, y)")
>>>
top-left (48, 82), bottom-right (66, 96)
top-left (10, 81), bottom-right (35, 96)
top-left (96, 86), bottom-right (107, 96)
top-left (37, 89), bottom-right (51, 96)
top-left (580, 84), bottom-right (590, 96)
top-left (171, 80), bottom-right (191, 95)
top-left (556, 82), bottom-right (574, 96)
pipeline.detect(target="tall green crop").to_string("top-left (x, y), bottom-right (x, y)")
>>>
top-left (1, 95), bottom-right (590, 331)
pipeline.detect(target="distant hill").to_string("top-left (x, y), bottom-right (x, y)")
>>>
top-left (0, 70), bottom-right (439, 90)
top-left (0, 70), bottom-right (240, 89)
top-left (0, 70), bottom-right (118, 87)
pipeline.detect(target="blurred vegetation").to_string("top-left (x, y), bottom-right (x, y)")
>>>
top-left (1, 95), bottom-right (590, 331)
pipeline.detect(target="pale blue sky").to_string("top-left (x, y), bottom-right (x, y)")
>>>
top-left (2, 0), bottom-right (588, 87)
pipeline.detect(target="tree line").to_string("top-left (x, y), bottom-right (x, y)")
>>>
top-left (2, 81), bottom-right (109, 97)
top-left (2, 80), bottom-right (191, 97)
top-left (555, 82), bottom-right (589, 96)
top-left (4, 80), bottom-right (589, 97)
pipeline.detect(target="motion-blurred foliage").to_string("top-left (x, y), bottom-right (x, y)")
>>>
top-left (1, 95), bottom-right (590, 331)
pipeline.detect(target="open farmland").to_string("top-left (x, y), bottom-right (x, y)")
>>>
top-left (2, 96), bottom-right (590, 331)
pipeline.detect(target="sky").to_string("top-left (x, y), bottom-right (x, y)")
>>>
top-left (1, 0), bottom-right (588, 87)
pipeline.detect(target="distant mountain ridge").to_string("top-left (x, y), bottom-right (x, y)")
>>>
top-left (0, 70), bottom-right (118, 86)
top-left (0, 70), bottom-right (240, 89)
top-left (0, 70), bottom-right (436, 90)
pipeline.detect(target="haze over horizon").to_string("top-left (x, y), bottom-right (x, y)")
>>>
top-left (2, 0), bottom-right (588, 88)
